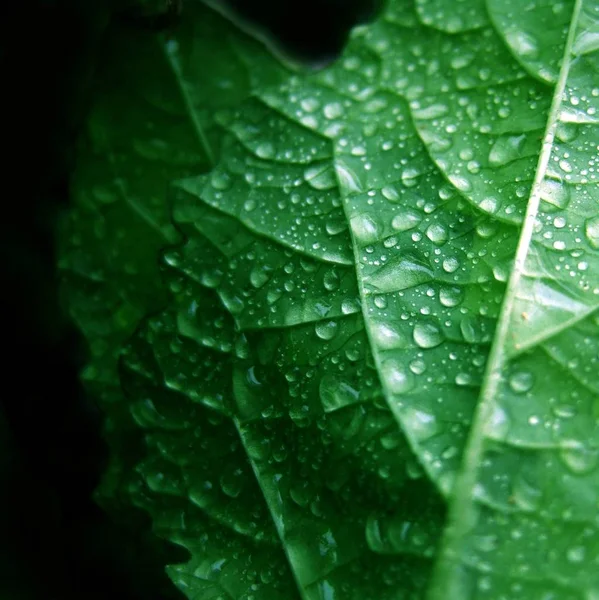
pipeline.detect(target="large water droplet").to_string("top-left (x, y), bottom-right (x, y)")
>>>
top-left (371, 320), bottom-right (409, 350)
top-left (413, 322), bottom-right (444, 348)
top-left (403, 406), bottom-right (439, 441)
top-left (319, 374), bottom-right (360, 412)
top-left (509, 371), bottom-right (534, 394)
top-left (367, 255), bottom-right (433, 293)
top-left (439, 286), bottom-right (464, 307)
top-left (425, 223), bottom-right (448, 245)
top-left (560, 444), bottom-right (599, 475)
top-left (304, 164), bottom-right (336, 190)
top-left (381, 359), bottom-right (415, 394)
top-left (391, 209), bottom-right (422, 232)
top-left (351, 214), bottom-right (380, 243)
top-left (584, 215), bottom-right (599, 249)
top-left (249, 265), bottom-right (272, 288)
top-left (539, 179), bottom-right (570, 211)
top-left (256, 142), bottom-right (275, 159)
top-left (505, 30), bottom-right (539, 58)
top-left (488, 134), bottom-right (526, 167)
top-left (315, 320), bottom-right (338, 340)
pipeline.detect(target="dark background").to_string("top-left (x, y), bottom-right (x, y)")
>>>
top-left (1, 0), bottom-right (380, 598)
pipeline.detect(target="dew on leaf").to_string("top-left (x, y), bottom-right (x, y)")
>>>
top-left (442, 257), bottom-right (461, 273)
top-left (351, 214), bottom-right (380, 243)
top-left (371, 320), bottom-right (409, 350)
top-left (413, 322), bottom-right (444, 349)
top-left (508, 371), bottom-right (534, 394)
top-left (323, 269), bottom-right (340, 291)
top-left (409, 358), bottom-right (426, 375)
top-left (367, 255), bottom-right (434, 293)
top-left (560, 445), bottom-right (599, 475)
top-left (448, 174), bottom-right (472, 192)
top-left (505, 30), bottom-right (539, 58)
top-left (566, 546), bottom-right (586, 564)
top-left (488, 134), bottom-right (526, 168)
top-left (539, 179), bottom-right (570, 211)
top-left (381, 185), bottom-right (400, 202)
top-left (256, 142), bottom-right (276, 159)
top-left (243, 198), bottom-right (257, 212)
top-left (304, 164), bottom-right (336, 190)
top-left (460, 316), bottom-right (483, 344)
top-left (584, 215), bottom-right (599, 249)
top-left (439, 286), bottom-right (464, 308)
top-left (425, 223), bottom-right (449, 245)
top-left (381, 359), bottom-right (415, 394)
top-left (391, 208), bottom-right (423, 232)
top-left (402, 406), bottom-right (439, 442)
top-left (319, 374), bottom-right (360, 412)
top-left (315, 320), bottom-right (339, 340)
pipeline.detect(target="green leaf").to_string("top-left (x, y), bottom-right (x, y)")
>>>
top-left (429, 0), bottom-right (599, 597)
top-left (58, 0), bottom-right (599, 598)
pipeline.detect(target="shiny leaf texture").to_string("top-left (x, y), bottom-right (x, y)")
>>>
top-left (58, 0), bottom-right (599, 598)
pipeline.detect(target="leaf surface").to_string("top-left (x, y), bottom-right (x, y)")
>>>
top-left (429, 0), bottom-right (599, 597)
top-left (57, 0), bottom-right (599, 598)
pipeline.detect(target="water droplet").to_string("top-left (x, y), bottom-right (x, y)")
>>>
top-left (304, 164), bottom-right (336, 190)
top-left (505, 30), bottom-right (539, 58)
top-left (479, 197), bottom-right (500, 214)
top-left (412, 103), bottom-right (449, 120)
top-left (455, 372), bottom-right (472, 386)
top-left (439, 286), bottom-right (463, 307)
top-left (511, 473), bottom-right (542, 511)
top-left (325, 215), bottom-right (347, 236)
top-left (350, 214), bottom-right (380, 243)
top-left (323, 102), bottom-right (344, 119)
top-left (560, 444), bottom-right (599, 475)
top-left (460, 316), bottom-right (483, 343)
top-left (256, 142), bottom-right (275, 159)
top-left (243, 198), bottom-right (257, 212)
top-left (249, 265), bottom-right (271, 288)
top-left (584, 215), bottom-right (599, 249)
top-left (488, 134), bottom-right (526, 168)
top-left (323, 269), bottom-right (340, 291)
top-left (335, 160), bottom-right (363, 194)
top-left (315, 320), bottom-right (338, 340)
top-left (220, 470), bottom-right (243, 498)
top-left (401, 167), bottom-right (421, 187)
top-left (448, 174), bottom-right (472, 192)
top-left (382, 185), bottom-right (400, 202)
top-left (403, 406), bottom-right (439, 441)
top-left (573, 30), bottom-right (599, 56)
top-left (367, 255), bottom-right (433, 293)
top-left (425, 223), bottom-right (448, 245)
top-left (442, 257), bottom-right (460, 273)
top-left (211, 171), bottom-right (232, 190)
top-left (381, 359), bottom-right (415, 394)
top-left (341, 297), bottom-right (360, 314)
top-left (371, 320), bottom-right (409, 350)
top-left (391, 209), bottom-right (422, 231)
top-left (413, 322), bottom-right (444, 348)
top-left (374, 295), bottom-right (387, 309)
top-left (559, 159), bottom-right (573, 173)
top-left (509, 371), bottom-right (534, 394)
top-left (319, 375), bottom-right (360, 412)
top-left (539, 179), bottom-right (570, 211)
top-left (566, 546), bottom-right (586, 563)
